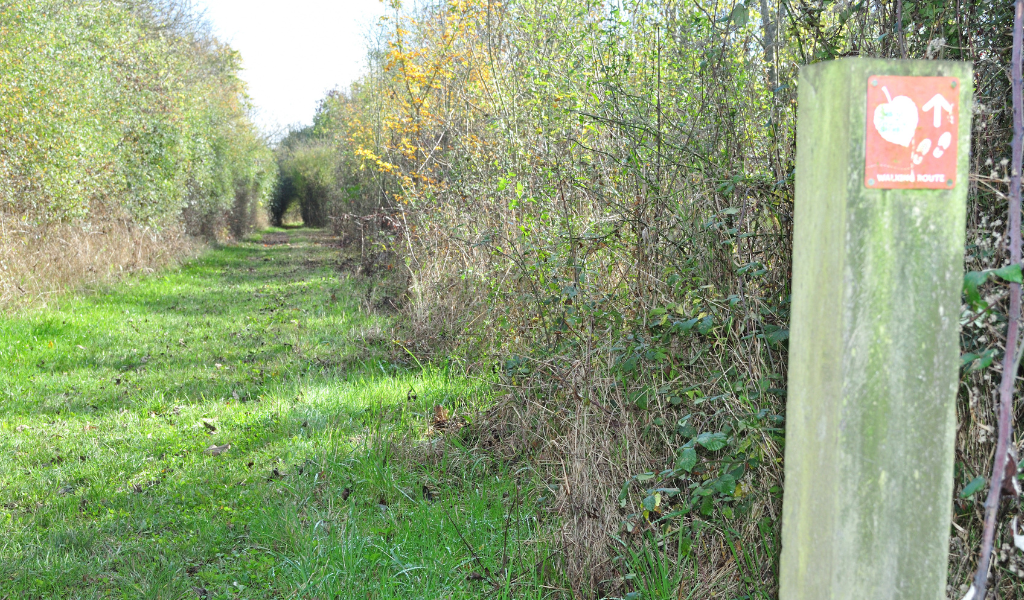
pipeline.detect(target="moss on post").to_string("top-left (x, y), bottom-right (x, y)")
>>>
top-left (780, 58), bottom-right (972, 600)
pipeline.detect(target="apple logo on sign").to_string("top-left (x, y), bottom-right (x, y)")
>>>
top-left (873, 86), bottom-right (918, 148)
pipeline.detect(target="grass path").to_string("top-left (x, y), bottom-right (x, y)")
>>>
top-left (0, 228), bottom-right (554, 600)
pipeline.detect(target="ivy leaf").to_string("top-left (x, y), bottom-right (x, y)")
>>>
top-left (676, 447), bottom-right (697, 472)
top-left (673, 318), bottom-right (700, 333)
top-left (497, 178), bottom-right (508, 192)
top-left (971, 355), bottom-right (994, 372)
top-left (712, 473), bottom-right (737, 495)
top-left (766, 328), bottom-right (789, 346)
top-left (633, 389), bottom-right (650, 410)
top-left (696, 431), bottom-right (729, 451)
top-left (700, 494), bottom-right (714, 515)
top-left (641, 492), bottom-right (661, 512)
top-left (697, 315), bottom-right (713, 335)
top-left (963, 266), bottom-right (1021, 310)
top-left (992, 264), bottom-right (1023, 284)
top-left (676, 420), bottom-right (697, 439)
top-left (961, 350), bottom-right (995, 372)
top-left (634, 472), bottom-right (656, 482)
top-left (618, 480), bottom-right (630, 508)
top-left (648, 309), bottom-right (669, 328)
top-left (963, 270), bottom-right (989, 309)
top-left (645, 349), bottom-right (668, 362)
top-left (960, 475), bottom-right (986, 499)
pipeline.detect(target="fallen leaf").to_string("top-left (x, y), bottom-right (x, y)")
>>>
top-left (430, 404), bottom-right (467, 435)
top-left (202, 421), bottom-right (216, 433)
top-left (15, 425), bottom-right (29, 432)
top-left (466, 572), bottom-right (484, 581)
top-left (341, 487), bottom-right (352, 501)
top-left (961, 584), bottom-right (976, 600)
top-left (204, 444), bottom-right (230, 456)
top-left (1004, 446), bottom-right (1021, 496)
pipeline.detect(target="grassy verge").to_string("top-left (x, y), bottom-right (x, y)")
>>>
top-left (0, 228), bottom-right (559, 600)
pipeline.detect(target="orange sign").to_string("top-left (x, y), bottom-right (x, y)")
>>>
top-left (864, 75), bottom-right (960, 189)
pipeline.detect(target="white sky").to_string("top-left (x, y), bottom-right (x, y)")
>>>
top-left (193, 0), bottom-right (388, 135)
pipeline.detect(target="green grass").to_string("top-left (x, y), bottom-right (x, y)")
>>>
top-left (0, 229), bottom-right (561, 599)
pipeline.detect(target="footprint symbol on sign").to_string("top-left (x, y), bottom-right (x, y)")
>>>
top-left (912, 138), bottom-right (932, 165)
top-left (932, 132), bottom-right (952, 158)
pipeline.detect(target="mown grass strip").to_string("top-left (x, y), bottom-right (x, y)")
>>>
top-left (0, 228), bottom-right (559, 599)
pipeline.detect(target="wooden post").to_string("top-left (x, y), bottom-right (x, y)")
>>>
top-left (780, 58), bottom-right (973, 600)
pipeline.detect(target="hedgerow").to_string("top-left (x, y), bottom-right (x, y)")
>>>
top-left (0, 0), bottom-right (274, 232)
top-left (291, 0), bottom-right (1015, 596)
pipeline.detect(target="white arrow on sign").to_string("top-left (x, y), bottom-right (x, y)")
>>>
top-left (921, 93), bottom-right (955, 127)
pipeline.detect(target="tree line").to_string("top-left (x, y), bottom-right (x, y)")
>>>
top-left (0, 0), bottom-right (275, 238)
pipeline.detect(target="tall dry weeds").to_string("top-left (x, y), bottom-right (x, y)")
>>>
top-left (0, 214), bottom-right (202, 311)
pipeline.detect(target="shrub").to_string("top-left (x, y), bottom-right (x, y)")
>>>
top-left (0, 0), bottom-right (275, 234)
top-left (295, 0), bottom-right (1017, 594)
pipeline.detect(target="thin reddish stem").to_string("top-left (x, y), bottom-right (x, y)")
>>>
top-left (971, 1), bottom-right (1023, 596)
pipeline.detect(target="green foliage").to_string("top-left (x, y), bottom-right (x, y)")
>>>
top-left (295, 0), bottom-right (1017, 594)
top-left (0, 0), bottom-right (274, 233)
top-left (272, 90), bottom-right (379, 227)
top-left (960, 476), bottom-right (987, 499)
top-left (963, 264), bottom-right (1022, 311)
top-left (273, 138), bottom-right (337, 227)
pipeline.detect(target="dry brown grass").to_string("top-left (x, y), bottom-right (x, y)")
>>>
top-left (468, 347), bottom-right (784, 598)
top-left (377, 174), bottom-right (791, 598)
top-left (0, 214), bottom-right (203, 311)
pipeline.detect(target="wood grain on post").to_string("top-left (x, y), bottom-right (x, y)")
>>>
top-left (780, 58), bottom-right (972, 600)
